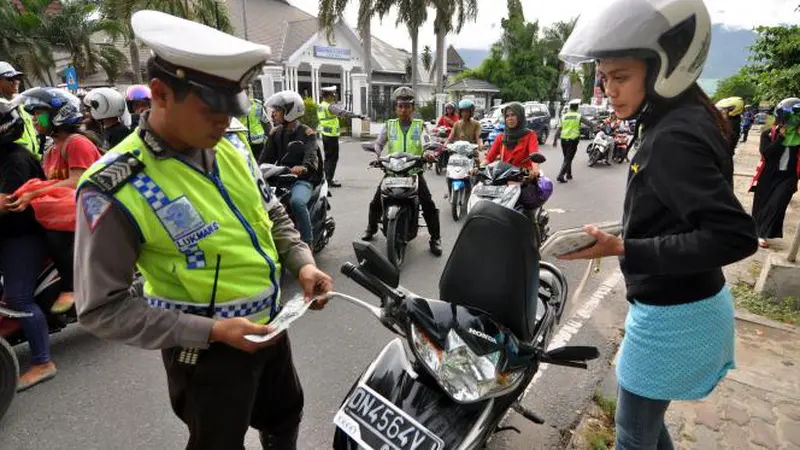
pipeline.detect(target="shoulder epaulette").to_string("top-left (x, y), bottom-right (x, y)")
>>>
top-left (88, 153), bottom-right (145, 194)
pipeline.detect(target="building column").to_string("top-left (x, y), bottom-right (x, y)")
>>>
top-left (351, 72), bottom-right (368, 138)
top-left (311, 65), bottom-right (321, 102)
top-left (260, 65), bottom-right (285, 99)
top-left (435, 93), bottom-right (448, 119)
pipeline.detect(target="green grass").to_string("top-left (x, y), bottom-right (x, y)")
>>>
top-left (731, 282), bottom-right (800, 325)
top-left (580, 389), bottom-right (617, 450)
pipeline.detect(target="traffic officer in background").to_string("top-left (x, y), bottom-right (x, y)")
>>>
top-left (73, 11), bottom-right (333, 450)
top-left (0, 61), bottom-right (39, 158)
top-left (556, 99), bottom-right (592, 183)
top-left (318, 85), bottom-right (364, 187)
top-left (238, 93), bottom-right (269, 160)
top-left (361, 86), bottom-right (442, 256)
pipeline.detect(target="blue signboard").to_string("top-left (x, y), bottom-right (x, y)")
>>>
top-left (314, 46), bottom-right (351, 61)
top-left (65, 66), bottom-right (79, 91)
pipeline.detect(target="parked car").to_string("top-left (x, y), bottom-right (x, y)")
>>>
top-left (579, 104), bottom-right (602, 139)
top-left (754, 112), bottom-right (767, 125)
top-left (524, 102), bottom-right (551, 145)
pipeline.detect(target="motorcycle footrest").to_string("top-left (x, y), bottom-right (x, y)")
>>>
top-left (0, 305), bottom-right (34, 319)
top-left (512, 402), bottom-right (545, 424)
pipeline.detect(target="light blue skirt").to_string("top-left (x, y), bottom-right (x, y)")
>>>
top-left (616, 287), bottom-right (735, 401)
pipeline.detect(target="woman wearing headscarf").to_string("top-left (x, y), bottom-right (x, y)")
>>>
top-left (484, 102), bottom-right (540, 174)
top-left (750, 98), bottom-right (800, 248)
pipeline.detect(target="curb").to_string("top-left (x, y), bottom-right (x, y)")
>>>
top-left (734, 309), bottom-right (799, 334)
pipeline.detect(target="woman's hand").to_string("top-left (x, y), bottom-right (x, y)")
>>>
top-left (0, 194), bottom-right (9, 213)
top-left (558, 225), bottom-right (625, 260)
top-left (8, 192), bottom-right (35, 212)
top-left (527, 163), bottom-right (540, 179)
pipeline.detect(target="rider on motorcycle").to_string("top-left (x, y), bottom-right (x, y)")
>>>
top-left (260, 90), bottom-right (320, 246)
top-left (484, 102), bottom-right (540, 175)
top-left (0, 98), bottom-right (56, 391)
top-left (436, 102), bottom-right (458, 131)
top-left (362, 86), bottom-right (442, 256)
top-left (83, 87), bottom-right (131, 152)
top-left (448, 99), bottom-right (483, 149)
top-left (125, 84), bottom-right (151, 129)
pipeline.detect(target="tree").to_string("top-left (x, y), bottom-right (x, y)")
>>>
top-left (0, 0), bottom-right (57, 85)
top-left (429, 0), bottom-right (477, 93)
top-left (713, 70), bottom-right (758, 103)
top-left (581, 62), bottom-right (596, 103)
top-left (747, 25), bottom-right (800, 103)
top-left (421, 45), bottom-right (433, 74)
top-left (393, 0), bottom-right (428, 94)
top-left (457, 0), bottom-right (556, 102)
top-left (542, 18), bottom-right (577, 101)
top-left (47, 0), bottom-right (128, 82)
top-left (102, 0), bottom-right (232, 83)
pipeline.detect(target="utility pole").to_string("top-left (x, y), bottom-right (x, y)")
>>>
top-left (242, 0), bottom-right (249, 40)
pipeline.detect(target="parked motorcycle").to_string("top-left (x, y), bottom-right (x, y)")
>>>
top-left (444, 141), bottom-right (479, 221)
top-left (362, 143), bottom-right (428, 269)
top-left (330, 200), bottom-right (599, 450)
top-left (259, 141), bottom-right (336, 253)
top-left (586, 130), bottom-right (614, 167)
top-left (467, 154), bottom-right (552, 247)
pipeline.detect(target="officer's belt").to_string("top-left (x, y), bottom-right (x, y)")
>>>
top-left (145, 285), bottom-right (277, 320)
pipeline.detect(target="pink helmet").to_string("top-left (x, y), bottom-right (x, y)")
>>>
top-left (125, 85), bottom-right (151, 102)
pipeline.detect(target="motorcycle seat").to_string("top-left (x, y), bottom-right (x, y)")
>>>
top-left (438, 201), bottom-right (539, 342)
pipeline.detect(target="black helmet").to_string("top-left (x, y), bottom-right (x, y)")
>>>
top-left (0, 99), bottom-right (25, 145)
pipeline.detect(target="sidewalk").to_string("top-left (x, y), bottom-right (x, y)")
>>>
top-left (568, 126), bottom-right (800, 450)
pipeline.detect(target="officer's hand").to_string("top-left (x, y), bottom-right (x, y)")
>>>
top-left (298, 264), bottom-right (333, 310)
top-left (210, 318), bottom-right (279, 353)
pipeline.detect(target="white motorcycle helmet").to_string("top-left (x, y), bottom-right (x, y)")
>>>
top-left (265, 90), bottom-right (305, 123)
top-left (559, 0), bottom-right (711, 101)
top-left (84, 87), bottom-right (127, 120)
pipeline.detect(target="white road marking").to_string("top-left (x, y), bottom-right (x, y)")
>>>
top-left (547, 208), bottom-right (567, 214)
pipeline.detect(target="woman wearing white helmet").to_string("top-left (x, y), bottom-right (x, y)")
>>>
top-left (558, 1), bottom-right (758, 448)
top-left (84, 87), bottom-right (131, 152)
top-left (260, 90), bottom-right (319, 246)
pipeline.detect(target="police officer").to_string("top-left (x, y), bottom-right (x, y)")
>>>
top-left (361, 86), bottom-right (442, 256)
top-left (556, 99), bottom-right (592, 183)
top-left (0, 61), bottom-right (39, 158)
top-left (238, 93), bottom-right (269, 160)
top-left (318, 85), bottom-right (364, 187)
top-left (73, 11), bottom-right (333, 450)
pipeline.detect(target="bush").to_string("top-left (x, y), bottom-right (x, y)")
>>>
top-left (303, 97), bottom-right (319, 131)
top-left (417, 102), bottom-right (437, 122)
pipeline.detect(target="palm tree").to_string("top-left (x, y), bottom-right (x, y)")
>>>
top-left (543, 18), bottom-right (577, 101)
top-left (393, 0), bottom-right (428, 94)
top-left (102, 0), bottom-right (232, 83)
top-left (0, 0), bottom-right (57, 85)
top-left (421, 45), bottom-right (433, 74)
top-left (429, 0), bottom-right (477, 93)
top-left (46, 0), bottom-right (128, 82)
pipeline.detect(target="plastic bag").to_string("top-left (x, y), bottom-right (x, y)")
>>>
top-left (13, 179), bottom-right (76, 232)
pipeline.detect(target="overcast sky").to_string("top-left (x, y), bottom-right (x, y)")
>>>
top-left (287, 0), bottom-right (800, 51)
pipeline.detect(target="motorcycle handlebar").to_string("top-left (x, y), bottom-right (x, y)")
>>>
top-left (341, 262), bottom-right (401, 303)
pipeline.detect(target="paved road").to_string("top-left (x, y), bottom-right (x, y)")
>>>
top-left (0, 139), bottom-right (630, 450)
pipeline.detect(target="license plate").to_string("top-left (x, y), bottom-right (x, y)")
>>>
top-left (334, 384), bottom-right (444, 450)
top-left (383, 177), bottom-right (414, 188)
top-left (474, 185), bottom-right (506, 198)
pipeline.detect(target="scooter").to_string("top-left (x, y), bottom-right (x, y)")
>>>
top-left (330, 200), bottom-right (599, 450)
top-left (611, 131), bottom-right (633, 164)
top-left (362, 143), bottom-right (427, 270)
top-left (468, 154), bottom-right (552, 247)
top-left (444, 141), bottom-right (479, 222)
top-left (586, 130), bottom-right (614, 167)
top-left (259, 141), bottom-right (336, 254)
top-left (431, 127), bottom-right (451, 176)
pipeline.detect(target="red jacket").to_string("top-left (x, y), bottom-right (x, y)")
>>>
top-left (749, 125), bottom-right (800, 192)
top-left (486, 130), bottom-right (539, 169)
top-left (437, 114), bottom-right (458, 129)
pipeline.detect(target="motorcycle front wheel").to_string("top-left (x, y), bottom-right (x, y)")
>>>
top-left (0, 337), bottom-right (19, 423)
top-left (451, 188), bottom-right (465, 221)
top-left (386, 211), bottom-right (408, 270)
top-left (588, 149), bottom-right (601, 167)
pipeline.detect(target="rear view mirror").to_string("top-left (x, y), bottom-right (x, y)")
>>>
top-left (352, 241), bottom-right (400, 288)
top-left (530, 153), bottom-right (547, 164)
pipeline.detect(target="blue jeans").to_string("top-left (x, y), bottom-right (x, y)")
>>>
top-left (0, 235), bottom-right (51, 365)
top-left (615, 386), bottom-right (674, 450)
top-left (289, 181), bottom-right (314, 246)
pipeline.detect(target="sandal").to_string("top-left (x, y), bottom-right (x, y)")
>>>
top-left (50, 292), bottom-right (74, 314)
top-left (17, 365), bottom-right (57, 392)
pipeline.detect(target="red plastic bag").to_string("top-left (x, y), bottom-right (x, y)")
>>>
top-left (13, 179), bottom-right (76, 232)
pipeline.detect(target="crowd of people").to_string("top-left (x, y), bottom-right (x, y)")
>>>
top-left (0, 0), bottom-right (798, 448)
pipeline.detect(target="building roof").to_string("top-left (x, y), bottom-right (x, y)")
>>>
top-left (225, 0), bottom-right (315, 63)
top-left (446, 78), bottom-right (500, 93)
top-left (447, 45), bottom-right (466, 68)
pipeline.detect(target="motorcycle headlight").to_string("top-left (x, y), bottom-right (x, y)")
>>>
top-left (410, 324), bottom-right (525, 403)
top-left (388, 158), bottom-right (415, 172)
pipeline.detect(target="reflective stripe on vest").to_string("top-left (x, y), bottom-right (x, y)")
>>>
top-left (78, 132), bottom-right (281, 324)
top-left (318, 101), bottom-right (340, 137)
top-left (561, 112), bottom-right (581, 140)
top-left (387, 119), bottom-right (423, 156)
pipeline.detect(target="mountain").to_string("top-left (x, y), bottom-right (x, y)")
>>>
top-left (456, 24), bottom-right (755, 82)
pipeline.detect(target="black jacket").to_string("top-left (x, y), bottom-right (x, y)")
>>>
top-left (0, 143), bottom-right (45, 238)
top-left (619, 102), bottom-right (758, 305)
top-left (260, 123), bottom-right (320, 183)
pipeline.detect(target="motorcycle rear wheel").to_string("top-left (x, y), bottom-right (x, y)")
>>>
top-left (386, 211), bottom-right (408, 270)
top-left (0, 337), bottom-right (19, 423)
